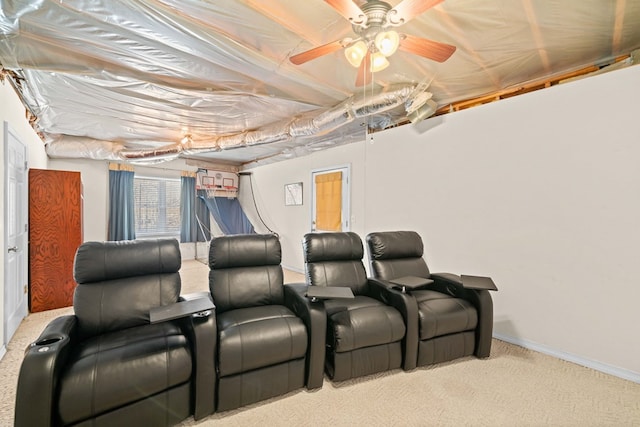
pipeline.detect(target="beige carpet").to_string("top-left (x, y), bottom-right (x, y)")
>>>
top-left (2, 260), bottom-right (638, 426)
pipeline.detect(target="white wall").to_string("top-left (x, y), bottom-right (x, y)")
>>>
top-left (0, 80), bottom-right (48, 352)
top-left (48, 159), bottom-right (110, 241)
top-left (245, 65), bottom-right (640, 382)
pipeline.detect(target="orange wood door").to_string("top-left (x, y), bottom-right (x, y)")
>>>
top-left (29, 169), bottom-right (82, 312)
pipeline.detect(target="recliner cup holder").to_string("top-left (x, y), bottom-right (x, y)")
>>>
top-left (34, 337), bottom-right (62, 346)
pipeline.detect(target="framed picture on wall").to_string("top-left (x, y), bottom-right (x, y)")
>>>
top-left (284, 182), bottom-right (303, 206)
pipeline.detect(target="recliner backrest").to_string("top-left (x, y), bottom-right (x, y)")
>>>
top-left (303, 232), bottom-right (368, 295)
top-left (209, 233), bottom-right (284, 313)
top-left (366, 231), bottom-right (431, 280)
top-left (73, 238), bottom-right (182, 340)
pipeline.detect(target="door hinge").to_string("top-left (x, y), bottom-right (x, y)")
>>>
top-left (24, 161), bottom-right (28, 171)
top-left (24, 285), bottom-right (28, 294)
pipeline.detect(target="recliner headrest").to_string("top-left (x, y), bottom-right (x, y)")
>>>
top-left (209, 234), bottom-right (281, 269)
top-left (367, 231), bottom-right (424, 260)
top-left (74, 238), bottom-right (181, 284)
top-left (303, 232), bottom-right (363, 262)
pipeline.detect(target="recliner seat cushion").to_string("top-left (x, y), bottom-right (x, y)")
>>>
top-left (57, 322), bottom-right (192, 425)
top-left (413, 290), bottom-right (478, 340)
top-left (217, 305), bottom-right (307, 377)
top-left (324, 296), bottom-right (405, 353)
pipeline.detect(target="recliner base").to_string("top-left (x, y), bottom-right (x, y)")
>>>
top-left (217, 358), bottom-right (306, 412)
top-left (417, 331), bottom-right (475, 367)
top-left (327, 342), bottom-right (403, 382)
top-left (70, 383), bottom-right (191, 427)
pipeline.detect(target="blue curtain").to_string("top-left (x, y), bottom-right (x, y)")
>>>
top-left (180, 176), bottom-right (197, 242)
top-left (108, 169), bottom-right (136, 241)
top-left (199, 196), bottom-right (254, 235)
top-left (180, 177), bottom-right (211, 242)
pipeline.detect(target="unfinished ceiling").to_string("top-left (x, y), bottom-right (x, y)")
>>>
top-left (1, 0), bottom-right (639, 168)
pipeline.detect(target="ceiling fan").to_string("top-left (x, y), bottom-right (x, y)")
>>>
top-left (289, 0), bottom-right (456, 86)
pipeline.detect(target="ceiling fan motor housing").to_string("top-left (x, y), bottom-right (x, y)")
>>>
top-left (352, 0), bottom-right (394, 45)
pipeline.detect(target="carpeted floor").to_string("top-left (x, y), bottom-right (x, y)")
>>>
top-left (2, 260), bottom-right (639, 426)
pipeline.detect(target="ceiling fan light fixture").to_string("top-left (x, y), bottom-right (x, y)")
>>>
top-left (345, 41), bottom-right (368, 67)
top-left (374, 30), bottom-right (400, 57)
top-left (370, 51), bottom-right (390, 72)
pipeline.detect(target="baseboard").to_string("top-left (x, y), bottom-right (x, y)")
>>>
top-left (0, 345), bottom-right (6, 362)
top-left (493, 333), bottom-right (640, 384)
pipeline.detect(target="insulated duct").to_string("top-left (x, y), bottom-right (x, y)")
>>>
top-left (45, 84), bottom-right (428, 163)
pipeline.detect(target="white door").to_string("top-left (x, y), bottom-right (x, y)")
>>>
top-left (4, 121), bottom-right (28, 345)
top-left (311, 165), bottom-right (351, 232)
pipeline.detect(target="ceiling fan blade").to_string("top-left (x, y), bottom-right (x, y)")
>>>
top-left (355, 51), bottom-right (371, 87)
top-left (399, 33), bottom-right (456, 62)
top-left (387, 0), bottom-right (445, 26)
top-left (325, 0), bottom-right (367, 25)
top-left (290, 39), bottom-right (345, 65)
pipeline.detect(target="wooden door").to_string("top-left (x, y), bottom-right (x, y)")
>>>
top-left (29, 169), bottom-right (82, 312)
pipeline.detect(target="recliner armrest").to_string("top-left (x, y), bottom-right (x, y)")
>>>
top-left (466, 288), bottom-right (494, 358)
top-left (15, 315), bottom-right (78, 427)
top-left (430, 272), bottom-right (463, 285)
top-left (150, 292), bottom-right (215, 323)
top-left (176, 292), bottom-right (216, 420)
top-left (430, 273), bottom-right (494, 358)
top-left (461, 275), bottom-right (498, 291)
top-left (430, 272), bottom-right (466, 296)
top-left (367, 278), bottom-right (420, 370)
top-left (284, 283), bottom-right (327, 389)
top-left (389, 276), bottom-right (434, 293)
top-left (305, 285), bottom-right (354, 301)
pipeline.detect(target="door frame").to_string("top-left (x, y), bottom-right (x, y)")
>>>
top-left (310, 164), bottom-right (351, 232)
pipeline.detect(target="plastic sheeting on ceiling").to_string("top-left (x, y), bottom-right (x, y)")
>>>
top-left (1, 0), bottom-right (639, 167)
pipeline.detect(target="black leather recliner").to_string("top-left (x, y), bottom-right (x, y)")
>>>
top-left (366, 231), bottom-right (494, 369)
top-left (14, 238), bottom-right (215, 427)
top-left (209, 233), bottom-right (325, 412)
top-left (302, 231), bottom-right (409, 381)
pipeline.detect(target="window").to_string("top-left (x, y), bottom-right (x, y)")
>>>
top-left (134, 176), bottom-right (181, 237)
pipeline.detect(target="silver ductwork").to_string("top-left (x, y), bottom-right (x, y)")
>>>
top-left (45, 84), bottom-right (426, 163)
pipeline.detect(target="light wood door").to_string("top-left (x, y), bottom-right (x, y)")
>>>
top-left (311, 166), bottom-right (351, 232)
